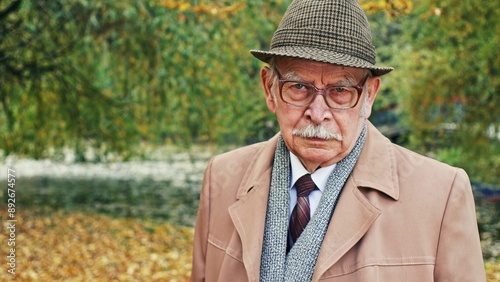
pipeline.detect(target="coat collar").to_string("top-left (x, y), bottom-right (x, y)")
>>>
top-left (228, 134), bottom-right (278, 281)
top-left (229, 122), bottom-right (400, 281)
top-left (312, 121), bottom-right (400, 280)
top-left (236, 122), bottom-right (400, 200)
top-left (235, 134), bottom-right (279, 200)
top-left (351, 121), bottom-right (400, 200)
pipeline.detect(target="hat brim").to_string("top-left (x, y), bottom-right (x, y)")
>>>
top-left (251, 46), bottom-right (393, 76)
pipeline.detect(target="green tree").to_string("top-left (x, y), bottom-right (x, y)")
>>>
top-left (396, 0), bottom-right (500, 184)
top-left (4, 0), bottom-right (448, 164)
top-left (0, 0), bottom-right (291, 159)
top-left (0, 0), bottom-right (143, 160)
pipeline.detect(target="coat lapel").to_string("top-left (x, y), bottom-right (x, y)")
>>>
top-left (227, 123), bottom-right (400, 281)
top-left (312, 179), bottom-right (381, 281)
top-left (228, 134), bottom-right (279, 282)
top-left (312, 122), bottom-right (400, 280)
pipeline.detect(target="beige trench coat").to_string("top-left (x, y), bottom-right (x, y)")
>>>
top-left (190, 122), bottom-right (485, 281)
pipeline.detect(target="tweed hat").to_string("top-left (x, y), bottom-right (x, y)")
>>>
top-left (251, 0), bottom-right (393, 76)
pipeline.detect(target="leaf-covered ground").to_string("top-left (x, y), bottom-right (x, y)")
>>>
top-left (1, 208), bottom-right (499, 281)
top-left (0, 208), bottom-right (193, 281)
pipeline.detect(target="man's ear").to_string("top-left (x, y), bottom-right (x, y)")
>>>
top-left (261, 66), bottom-right (277, 114)
top-left (363, 76), bottom-right (381, 118)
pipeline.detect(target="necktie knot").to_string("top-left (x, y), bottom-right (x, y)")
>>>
top-left (295, 174), bottom-right (316, 197)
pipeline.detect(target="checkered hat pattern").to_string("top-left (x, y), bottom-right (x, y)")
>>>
top-left (251, 0), bottom-right (393, 76)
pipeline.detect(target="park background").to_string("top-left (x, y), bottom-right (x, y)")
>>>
top-left (0, 0), bottom-right (499, 280)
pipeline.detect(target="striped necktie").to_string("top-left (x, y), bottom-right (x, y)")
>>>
top-left (289, 174), bottom-right (317, 243)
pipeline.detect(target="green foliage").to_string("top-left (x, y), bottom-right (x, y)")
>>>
top-left (0, 0), bottom-right (289, 160)
top-left (1, 0), bottom-right (144, 160)
top-left (394, 0), bottom-right (500, 184)
top-left (1, 0), bottom-right (417, 160)
top-left (0, 0), bottom-right (497, 185)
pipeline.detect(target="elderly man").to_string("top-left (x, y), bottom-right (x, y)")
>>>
top-left (190, 0), bottom-right (485, 281)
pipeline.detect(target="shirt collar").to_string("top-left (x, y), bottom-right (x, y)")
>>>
top-left (289, 152), bottom-right (337, 192)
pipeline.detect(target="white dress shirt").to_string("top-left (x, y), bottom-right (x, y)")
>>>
top-left (289, 152), bottom-right (337, 219)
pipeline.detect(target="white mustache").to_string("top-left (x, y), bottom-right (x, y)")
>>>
top-left (292, 124), bottom-right (343, 141)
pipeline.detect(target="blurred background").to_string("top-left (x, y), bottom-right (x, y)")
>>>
top-left (0, 0), bottom-right (499, 280)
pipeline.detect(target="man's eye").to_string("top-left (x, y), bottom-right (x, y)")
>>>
top-left (333, 87), bottom-right (347, 93)
top-left (293, 83), bottom-right (307, 90)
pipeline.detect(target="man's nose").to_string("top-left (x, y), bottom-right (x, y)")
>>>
top-left (305, 94), bottom-right (333, 123)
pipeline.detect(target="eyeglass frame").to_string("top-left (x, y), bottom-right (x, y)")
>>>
top-left (273, 67), bottom-right (370, 110)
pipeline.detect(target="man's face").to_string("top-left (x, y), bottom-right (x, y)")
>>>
top-left (261, 57), bottom-right (380, 172)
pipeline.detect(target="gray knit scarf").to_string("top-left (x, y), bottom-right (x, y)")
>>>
top-left (260, 125), bottom-right (367, 282)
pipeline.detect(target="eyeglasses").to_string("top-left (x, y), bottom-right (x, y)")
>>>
top-left (275, 68), bottom-right (369, 110)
